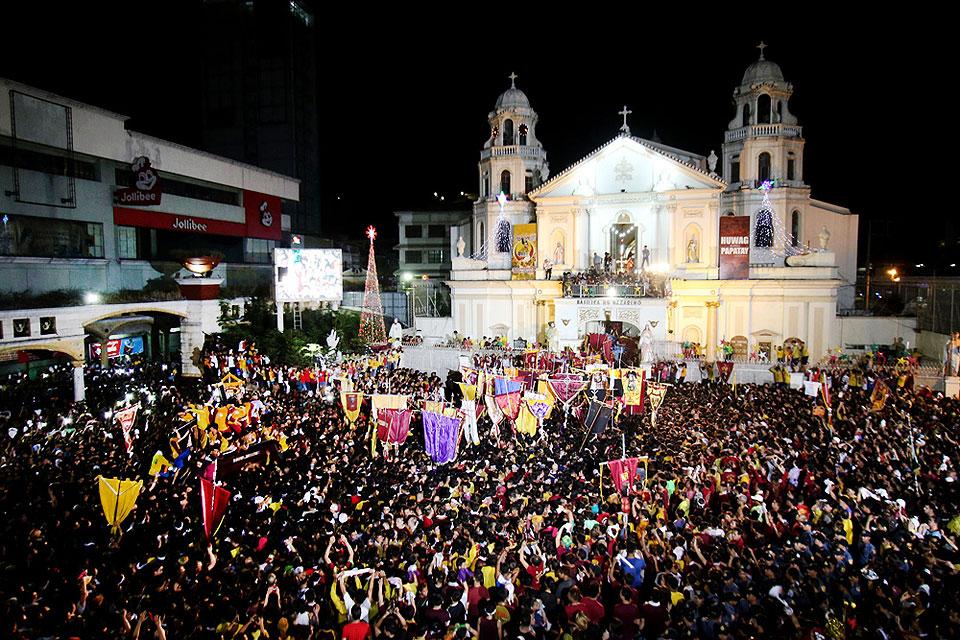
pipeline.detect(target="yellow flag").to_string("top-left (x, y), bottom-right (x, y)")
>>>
top-left (458, 383), bottom-right (478, 401)
top-left (98, 477), bottom-right (143, 533)
top-left (535, 380), bottom-right (556, 418)
top-left (516, 404), bottom-right (538, 436)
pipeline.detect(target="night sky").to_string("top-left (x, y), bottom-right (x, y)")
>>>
top-left (0, 6), bottom-right (945, 268)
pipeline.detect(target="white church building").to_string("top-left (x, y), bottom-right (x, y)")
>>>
top-left (448, 48), bottom-right (859, 363)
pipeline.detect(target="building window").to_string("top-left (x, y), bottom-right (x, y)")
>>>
top-left (244, 238), bottom-right (276, 264)
top-left (427, 249), bottom-right (443, 264)
top-left (755, 208), bottom-right (773, 247)
top-left (518, 123), bottom-right (528, 146)
top-left (13, 318), bottom-right (31, 338)
top-left (742, 103), bottom-right (751, 127)
top-left (791, 210), bottom-right (801, 247)
top-left (503, 119), bottom-right (514, 145)
top-left (405, 250), bottom-right (422, 264)
top-left (525, 172), bottom-right (534, 194)
top-left (0, 214), bottom-right (104, 258)
top-left (787, 156), bottom-right (796, 181)
top-left (776, 101), bottom-right (783, 123)
top-left (500, 170), bottom-right (511, 195)
top-left (117, 226), bottom-right (138, 260)
top-left (405, 225), bottom-right (422, 238)
top-left (40, 316), bottom-right (56, 335)
top-left (428, 224), bottom-right (445, 239)
top-left (0, 141), bottom-right (98, 181)
top-left (757, 94), bottom-right (771, 124)
top-left (477, 220), bottom-right (485, 252)
top-left (481, 172), bottom-right (489, 197)
top-left (729, 156), bottom-right (740, 183)
top-left (757, 152), bottom-right (771, 183)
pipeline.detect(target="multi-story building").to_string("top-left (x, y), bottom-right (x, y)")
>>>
top-left (0, 77), bottom-right (299, 296)
top-left (199, 0), bottom-right (321, 239)
top-left (395, 208), bottom-right (470, 280)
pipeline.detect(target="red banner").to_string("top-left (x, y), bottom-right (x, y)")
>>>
top-left (719, 215), bottom-right (751, 279)
top-left (243, 191), bottom-right (282, 240)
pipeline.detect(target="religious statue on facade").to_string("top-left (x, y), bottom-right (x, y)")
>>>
top-left (456, 234), bottom-right (466, 257)
top-left (707, 149), bottom-right (718, 174)
top-left (639, 322), bottom-right (654, 363)
top-left (686, 236), bottom-right (699, 263)
top-left (818, 226), bottom-right (831, 251)
top-left (554, 240), bottom-right (564, 266)
top-left (389, 318), bottom-right (404, 341)
top-left (544, 321), bottom-right (559, 352)
top-left (946, 332), bottom-right (960, 377)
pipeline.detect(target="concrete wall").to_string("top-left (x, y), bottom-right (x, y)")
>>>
top-left (837, 316), bottom-right (918, 350)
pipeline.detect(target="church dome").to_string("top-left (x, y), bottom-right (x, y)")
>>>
top-left (495, 87), bottom-right (530, 110)
top-left (741, 58), bottom-right (784, 85)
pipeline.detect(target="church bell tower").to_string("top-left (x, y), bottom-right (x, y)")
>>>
top-left (471, 73), bottom-right (549, 267)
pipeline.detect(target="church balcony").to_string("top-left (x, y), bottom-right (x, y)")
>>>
top-left (560, 270), bottom-right (668, 299)
top-left (480, 145), bottom-right (544, 160)
top-left (724, 123), bottom-right (803, 143)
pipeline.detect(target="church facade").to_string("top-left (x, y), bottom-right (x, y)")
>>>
top-left (447, 49), bottom-right (858, 362)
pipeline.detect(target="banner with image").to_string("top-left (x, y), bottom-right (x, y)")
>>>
top-left (511, 223), bottom-right (537, 280)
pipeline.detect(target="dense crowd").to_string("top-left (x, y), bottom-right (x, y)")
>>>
top-left (1, 341), bottom-right (959, 639)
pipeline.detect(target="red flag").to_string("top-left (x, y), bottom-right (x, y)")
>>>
top-left (377, 408), bottom-right (413, 444)
top-left (200, 477), bottom-right (231, 539)
top-left (607, 457), bottom-right (639, 495)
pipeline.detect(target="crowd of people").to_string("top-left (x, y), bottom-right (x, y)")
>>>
top-left (1, 338), bottom-right (959, 639)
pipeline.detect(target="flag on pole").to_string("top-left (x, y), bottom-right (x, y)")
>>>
top-left (646, 381), bottom-right (669, 413)
top-left (607, 458), bottom-right (640, 495)
top-left (457, 383), bottom-right (478, 401)
top-left (371, 394), bottom-right (408, 420)
top-left (200, 477), bottom-right (232, 539)
top-left (98, 477), bottom-right (142, 534)
top-left (460, 399), bottom-right (481, 445)
top-left (114, 404), bottom-right (140, 454)
top-left (870, 380), bottom-right (889, 412)
top-left (377, 408), bottom-right (414, 445)
top-left (584, 400), bottom-right (613, 435)
top-left (716, 361), bottom-right (734, 383)
top-left (422, 410), bottom-right (461, 463)
top-left (341, 392), bottom-right (364, 424)
top-left (494, 377), bottom-right (524, 421)
top-left (621, 369), bottom-right (645, 415)
top-left (485, 394), bottom-right (504, 426)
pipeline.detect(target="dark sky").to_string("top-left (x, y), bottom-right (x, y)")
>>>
top-left (0, 6), bottom-right (947, 267)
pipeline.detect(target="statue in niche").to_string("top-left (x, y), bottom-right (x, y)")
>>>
top-left (456, 234), bottom-right (466, 257)
top-left (686, 235), bottom-right (699, 263)
top-left (818, 226), bottom-right (831, 251)
top-left (554, 240), bottom-right (564, 266)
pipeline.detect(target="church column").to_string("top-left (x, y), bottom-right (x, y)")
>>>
top-left (705, 301), bottom-right (720, 361)
top-left (72, 359), bottom-right (86, 403)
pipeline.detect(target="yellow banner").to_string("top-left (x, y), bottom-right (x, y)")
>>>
top-left (511, 223), bottom-right (537, 280)
top-left (98, 477), bottom-right (143, 532)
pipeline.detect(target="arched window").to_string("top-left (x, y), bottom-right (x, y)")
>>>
top-left (787, 153), bottom-right (796, 181)
top-left (757, 152), bottom-right (771, 183)
top-left (742, 103), bottom-right (751, 127)
top-left (477, 220), bottom-right (485, 252)
top-left (776, 101), bottom-right (783, 123)
top-left (503, 119), bottom-right (514, 145)
top-left (518, 123), bottom-right (528, 146)
top-left (755, 208), bottom-right (773, 247)
top-left (791, 210), bottom-right (801, 247)
top-left (729, 154), bottom-right (740, 183)
top-left (481, 172), bottom-right (489, 197)
top-left (757, 94), bottom-right (771, 124)
top-left (500, 170), bottom-right (511, 196)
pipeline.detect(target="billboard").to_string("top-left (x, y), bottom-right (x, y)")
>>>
top-left (719, 216), bottom-right (751, 279)
top-left (511, 223), bottom-right (537, 280)
top-left (90, 336), bottom-right (145, 360)
top-left (274, 248), bottom-right (343, 302)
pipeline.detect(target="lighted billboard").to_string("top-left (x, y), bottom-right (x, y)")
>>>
top-left (274, 248), bottom-right (343, 302)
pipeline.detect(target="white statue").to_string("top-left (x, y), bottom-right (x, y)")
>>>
top-left (456, 234), bottom-right (466, 257)
top-left (554, 241), bottom-right (564, 266)
top-left (389, 318), bottom-right (404, 341)
top-left (686, 236), bottom-right (699, 263)
top-left (818, 225), bottom-right (831, 251)
top-left (544, 321), bottom-right (559, 352)
top-left (639, 322), bottom-right (654, 364)
top-left (326, 329), bottom-right (340, 351)
top-left (707, 150), bottom-right (718, 174)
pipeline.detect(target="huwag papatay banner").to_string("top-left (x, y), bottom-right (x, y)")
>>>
top-left (719, 215), bottom-right (750, 279)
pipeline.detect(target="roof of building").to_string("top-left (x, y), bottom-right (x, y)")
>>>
top-left (495, 87), bottom-right (531, 110)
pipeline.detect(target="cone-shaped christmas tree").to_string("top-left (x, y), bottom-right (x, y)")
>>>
top-left (359, 226), bottom-right (387, 345)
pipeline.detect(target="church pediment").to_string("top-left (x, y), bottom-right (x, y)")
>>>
top-left (530, 135), bottom-right (724, 200)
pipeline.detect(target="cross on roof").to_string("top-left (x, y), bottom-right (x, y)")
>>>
top-left (757, 41), bottom-right (767, 60)
top-left (618, 105), bottom-right (632, 132)
top-left (508, 72), bottom-right (517, 89)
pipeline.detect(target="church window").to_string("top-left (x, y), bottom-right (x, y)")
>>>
top-left (730, 155), bottom-right (740, 183)
top-left (500, 170), bottom-right (511, 195)
top-left (518, 124), bottom-right (528, 146)
top-left (503, 119), bottom-right (514, 145)
top-left (757, 152), bottom-right (771, 183)
top-left (755, 208), bottom-right (773, 247)
top-left (477, 220), bottom-right (485, 252)
top-left (787, 155), bottom-right (796, 181)
top-left (481, 173), bottom-right (489, 197)
top-left (757, 94), bottom-right (772, 124)
top-left (776, 100), bottom-right (783, 123)
top-left (742, 103), bottom-right (751, 127)
top-left (524, 171), bottom-right (533, 194)
top-left (791, 210), bottom-right (801, 246)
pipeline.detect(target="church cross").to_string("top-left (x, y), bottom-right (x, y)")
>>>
top-left (757, 41), bottom-right (767, 60)
top-left (508, 71), bottom-right (517, 88)
top-left (618, 105), bottom-right (632, 132)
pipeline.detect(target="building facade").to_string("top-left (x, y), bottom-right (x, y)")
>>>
top-left (448, 52), bottom-right (859, 361)
top-left (0, 77), bottom-right (299, 296)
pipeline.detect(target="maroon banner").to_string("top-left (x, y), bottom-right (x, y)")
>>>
top-left (719, 215), bottom-right (750, 279)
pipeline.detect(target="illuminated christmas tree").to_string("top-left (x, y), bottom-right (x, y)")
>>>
top-left (359, 226), bottom-right (387, 345)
